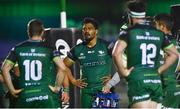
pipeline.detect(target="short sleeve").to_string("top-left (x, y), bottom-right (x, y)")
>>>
top-left (118, 30), bottom-right (128, 43)
top-left (6, 47), bottom-right (17, 64)
top-left (67, 46), bottom-right (77, 62)
top-left (53, 50), bottom-right (61, 57)
top-left (107, 42), bottom-right (115, 56)
top-left (162, 35), bottom-right (173, 50)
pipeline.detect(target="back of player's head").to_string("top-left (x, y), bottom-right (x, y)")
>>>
top-left (154, 13), bottom-right (173, 31)
top-left (127, 0), bottom-right (146, 18)
top-left (82, 17), bottom-right (99, 29)
top-left (27, 19), bottom-right (44, 38)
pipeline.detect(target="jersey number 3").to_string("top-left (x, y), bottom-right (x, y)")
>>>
top-left (140, 43), bottom-right (157, 65)
top-left (23, 60), bottom-right (42, 81)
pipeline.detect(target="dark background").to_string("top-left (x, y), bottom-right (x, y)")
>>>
top-left (0, 0), bottom-right (179, 61)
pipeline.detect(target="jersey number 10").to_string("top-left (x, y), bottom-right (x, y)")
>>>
top-left (23, 60), bottom-right (42, 81)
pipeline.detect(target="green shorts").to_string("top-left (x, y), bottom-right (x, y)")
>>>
top-left (162, 86), bottom-right (180, 108)
top-left (81, 86), bottom-right (102, 108)
top-left (15, 87), bottom-right (61, 108)
top-left (128, 79), bottom-right (163, 106)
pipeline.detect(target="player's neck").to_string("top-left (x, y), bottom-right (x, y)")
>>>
top-left (87, 37), bottom-right (97, 48)
top-left (31, 35), bottom-right (42, 41)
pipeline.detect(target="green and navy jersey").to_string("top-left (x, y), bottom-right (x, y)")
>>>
top-left (119, 23), bottom-right (173, 80)
top-left (5, 39), bottom-right (60, 97)
top-left (161, 35), bottom-right (179, 89)
top-left (67, 38), bottom-right (114, 88)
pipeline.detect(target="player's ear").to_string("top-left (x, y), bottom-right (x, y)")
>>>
top-left (95, 30), bottom-right (98, 34)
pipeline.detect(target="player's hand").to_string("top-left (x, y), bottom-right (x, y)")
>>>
top-left (11, 88), bottom-right (23, 98)
top-left (61, 92), bottom-right (69, 104)
top-left (48, 85), bottom-right (60, 93)
top-left (102, 85), bottom-right (111, 94)
top-left (72, 78), bottom-right (88, 88)
top-left (124, 66), bottom-right (134, 77)
top-left (101, 75), bottom-right (111, 85)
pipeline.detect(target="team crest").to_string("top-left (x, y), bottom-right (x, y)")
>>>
top-left (31, 49), bottom-right (35, 53)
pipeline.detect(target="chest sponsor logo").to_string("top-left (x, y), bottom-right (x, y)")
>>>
top-left (78, 53), bottom-right (86, 59)
top-left (88, 50), bottom-right (95, 54)
top-left (83, 60), bottom-right (106, 67)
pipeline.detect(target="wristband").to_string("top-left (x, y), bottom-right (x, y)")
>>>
top-left (63, 87), bottom-right (69, 93)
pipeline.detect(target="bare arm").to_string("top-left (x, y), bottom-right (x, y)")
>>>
top-left (53, 57), bottom-right (66, 89)
top-left (158, 46), bottom-right (179, 74)
top-left (63, 57), bottom-right (75, 83)
top-left (1, 61), bottom-right (22, 97)
top-left (112, 40), bottom-right (134, 77)
top-left (0, 74), bottom-right (4, 83)
top-left (64, 57), bottom-right (87, 88)
top-left (61, 74), bottom-right (70, 103)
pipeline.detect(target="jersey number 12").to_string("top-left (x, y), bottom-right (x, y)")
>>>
top-left (140, 43), bottom-right (157, 65)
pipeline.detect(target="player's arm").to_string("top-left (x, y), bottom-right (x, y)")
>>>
top-left (112, 40), bottom-right (134, 77)
top-left (61, 74), bottom-right (70, 104)
top-left (13, 63), bottom-right (20, 77)
top-left (1, 60), bottom-right (22, 97)
top-left (64, 57), bottom-right (87, 88)
top-left (49, 57), bottom-right (67, 93)
top-left (158, 45), bottom-right (179, 74)
top-left (102, 72), bottom-right (120, 93)
top-left (177, 55), bottom-right (180, 71)
top-left (0, 70), bottom-right (4, 83)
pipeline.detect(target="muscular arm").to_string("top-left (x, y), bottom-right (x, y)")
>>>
top-left (63, 57), bottom-right (75, 83)
top-left (112, 40), bottom-right (134, 77)
top-left (64, 57), bottom-right (87, 88)
top-left (1, 61), bottom-right (17, 95)
top-left (61, 74), bottom-right (70, 103)
top-left (0, 74), bottom-right (4, 83)
top-left (53, 57), bottom-right (67, 89)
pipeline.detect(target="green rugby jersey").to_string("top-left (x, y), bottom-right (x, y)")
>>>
top-left (119, 23), bottom-right (173, 81)
top-left (5, 39), bottom-right (60, 98)
top-left (67, 38), bottom-right (114, 88)
top-left (161, 36), bottom-right (179, 88)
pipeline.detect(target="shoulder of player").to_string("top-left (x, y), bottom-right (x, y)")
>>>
top-left (97, 38), bottom-right (111, 45)
top-left (15, 40), bottom-right (51, 50)
top-left (70, 41), bottom-right (85, 51)
top-left (129, 24), bottom-right (164, 36)
top-left (11, 40), bottom-right (29, 51)
top-left (97, 38), bottom-right (114, 51)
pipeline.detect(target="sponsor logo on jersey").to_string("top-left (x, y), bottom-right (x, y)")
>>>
top-left (25, 82), bottom-right (41, 86)
top-left (83, 60), bottom-right (106, 67)
top-left (132, 94), bottom-right (150, 101)
top-left (143, 79), bottom-right (161, 84)
top-left (78, 53), bottom-right (86, 59)
top-left (31, 49), bottom-right (35, 53)
top-left (88, 50), bottom-right (95, 54)
top-left (174, 91), bottom-right (180, 96)
top-left (136, 35), bottom-right (160, 41)
top-left (145, 32), bottom-right (150, 36)
top-left (19, 52), bottom-right (46, 57)
top-left (26, 95), bottom-right (48, 102)
top-left (98, 50), bottom-right (105, 56)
